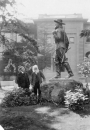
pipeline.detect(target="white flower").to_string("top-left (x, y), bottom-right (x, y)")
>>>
top-left (77, 64), bottom-right (80, 67)
top-left (0, 125), bottom-right (4, 130)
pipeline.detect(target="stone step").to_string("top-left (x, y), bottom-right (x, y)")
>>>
top-left (49, 77), bottom-right (74, 83)
top-left (0, 81), bottom-right (18, 88)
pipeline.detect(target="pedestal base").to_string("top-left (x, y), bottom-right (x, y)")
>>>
top-left (49, 77), bottom-right (73, 83)
top-left (41, 77), bottom-right (83, 104)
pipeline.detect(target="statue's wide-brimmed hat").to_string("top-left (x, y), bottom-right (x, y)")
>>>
top-left (54, 19), bottom-right (65, 25)
top-left (85, 51), bottom-right (90, 57)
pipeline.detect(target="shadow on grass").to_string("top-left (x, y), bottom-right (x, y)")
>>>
top-left (0, 104), bottom-right (57, 130)
top-left (0, 115), bottom-right (55, 130)
top-left (72, 104), bottom-right (90, 117)
top-left (1, 103), bottom-right (90, 130)
top-left (0, 103), bottom-right (70, 130)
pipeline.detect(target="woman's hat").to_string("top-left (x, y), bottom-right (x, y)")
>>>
top-left (85, 51), bottom-right (90, 58)
top-left (54, 19), bottom-right (65, 25)
top-left (18, 66), bottom-right (25, 71)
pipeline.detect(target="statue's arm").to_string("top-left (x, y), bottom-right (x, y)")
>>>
top-left (64, 32), bottom-right (69, 52)
top-left (53, 29), bottom-right (61, 40)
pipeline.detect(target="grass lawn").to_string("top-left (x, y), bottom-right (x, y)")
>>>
top-left (0, 103), bottom-right (90, 130)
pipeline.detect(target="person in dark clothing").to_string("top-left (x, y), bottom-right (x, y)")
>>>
top-left (53, 19), bottom-right (74, 78)
top-left (27, 66), bottom-right (33, 82)
top-left (31, 65), bottom-right (46, 102)
top-left (16, 66), bottom-right (30, 89)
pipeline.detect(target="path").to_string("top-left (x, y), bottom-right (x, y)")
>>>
top-left (35, 106), bottom-right (90, 130)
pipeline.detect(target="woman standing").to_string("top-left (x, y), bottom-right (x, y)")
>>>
top-left (16, 66), bottom-right (30, 89)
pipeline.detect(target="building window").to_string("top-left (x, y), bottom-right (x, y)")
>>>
top-left (86, 36), bottom-right (90, 42)
top-left (69, 37), bottom-right (74, 43)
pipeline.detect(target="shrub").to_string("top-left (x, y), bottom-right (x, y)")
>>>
top-left (1, 80), bottom-right (87, 108)
top-left (1, 88), bottom-right (37, 107)
top-left (77, 57), bottom-right (90, 78)
top-left (57, 89), bottom-right (65, 105)
top-left (64, 89), bottom-right (89, 111)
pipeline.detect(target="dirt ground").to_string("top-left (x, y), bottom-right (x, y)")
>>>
top-left (0, 104), bottom-right (90, 130)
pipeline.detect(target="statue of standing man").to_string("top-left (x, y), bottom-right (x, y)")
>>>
top-left (53, 19), bottom-right (74, 78)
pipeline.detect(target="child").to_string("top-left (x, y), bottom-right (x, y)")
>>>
top-left (31, 65), bottom-right (46, 102)
top-left (16, 66), bottom-right (30, 89)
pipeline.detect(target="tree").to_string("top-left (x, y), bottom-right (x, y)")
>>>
top-left (78, 30), bottom-right (90, 86)
top-left (38, 28), bottom-right (55, 69)
top-left (0, 0), bottom-right (39, 76)
top-left (80, 29), bottom-right (90, 37)
top-left (77, 57), bottom-right (90, 87)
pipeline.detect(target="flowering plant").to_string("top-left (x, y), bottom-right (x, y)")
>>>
top-left (64, 89), bottom-right (88, 111)
top-left (77, 57), bottom-right (90, 78)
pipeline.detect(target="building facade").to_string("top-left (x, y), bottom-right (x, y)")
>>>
top-left (34, 14), bottom-right (90, 79)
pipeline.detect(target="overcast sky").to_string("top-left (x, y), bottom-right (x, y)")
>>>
top-left (16, 0), bottom-right (90, 21)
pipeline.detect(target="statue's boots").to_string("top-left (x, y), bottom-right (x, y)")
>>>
top-left (64, 62), bottom-right (74, 78)
top-left (55, 71), bottom-right (61, 78)
top-left (55, 63), bottom-right (61, 78)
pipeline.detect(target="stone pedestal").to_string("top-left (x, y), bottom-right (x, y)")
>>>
top-left (49, 77), bottom-right (73, 83)
top-left (41, 77), bottom-right (83, 104)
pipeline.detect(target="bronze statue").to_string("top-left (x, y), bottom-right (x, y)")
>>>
top-left (53, 19), bottom-right (74, 78)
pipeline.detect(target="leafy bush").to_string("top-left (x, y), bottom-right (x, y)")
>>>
top-left (57, 89), bottom-right (65, 105)
top-left (1, 80), bottom-right (87, 108)
top-left (1, 88), bottom-right (37, 107)
top-left (41, 83), bottom-right (55, 102)
top-left (77, 57), bottom-right (90, 78)
top-left (64, 89), bottom-right (89, 111)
